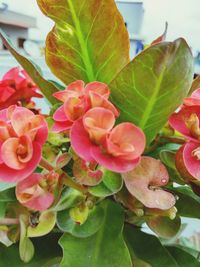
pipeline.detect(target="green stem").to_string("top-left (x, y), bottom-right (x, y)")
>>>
top-left (39, 158), bottom-right (54, 171)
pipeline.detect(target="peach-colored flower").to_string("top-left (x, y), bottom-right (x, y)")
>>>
top-left (16, 173), bottom-right (56, 211)
top-left (122, 157), bottom-right (176, 210)
top-left (0, 67), bottom-right (42, 110)
top-left (184, 88), bottom-right (200, 107)
top-left (70, 107), bottom-right (145, 173)
top-left (52, 80), bottom-right (119, 133)
top-left (0, 106), bottom-right (48, 182)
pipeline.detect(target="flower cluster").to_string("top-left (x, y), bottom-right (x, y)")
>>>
top-left (0, 67), bottom-right (42, 110)
top-left (53, 80), bottom-right (146, 173)
top-left (169, 88), bottom-right (200, 182)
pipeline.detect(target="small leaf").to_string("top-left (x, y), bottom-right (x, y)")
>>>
top-left (151, 22), bottom-right (168, 45)
top-left (0, 202), bottom-right (6, 218)
top-left (0, 182), bottom-right (15, 192)
top-left (53, 187), bottom-right (85, 212)
top-left (124, 225), bottom-right (179, 267)
top-left (189, 74), bottom-right (200, 95)
top-left (147, 216), bottom-right (181, 239)
top-left (89, 170), bottom-right (123, 197)
top-left (69, 205), bottom-right (89, 225)
top-left (57, 205), bottom-right (104, 238)
top-left (19, 215), bottom-right (35, 263)
top-left (27, 211), bottom-right (56, 238)
top-left (0, 188), bottom-right (16, 202)
top-left (0, 29), bottom-right (59, 105)
top-left (109, 38), bottom-right (194, 144)
top-left (37, 0), bottom-right (130, 84)
top-left (59, 201), bottom-right (132, 267)
top-left (166, 246), bottom-right (200, 267)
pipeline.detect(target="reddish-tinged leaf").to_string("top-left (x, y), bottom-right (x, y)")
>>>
top-left (37, 0), bottom-right (130, 85)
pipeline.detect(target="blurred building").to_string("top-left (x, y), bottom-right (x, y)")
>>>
top-left (0, 1), bottom-right (36, 50)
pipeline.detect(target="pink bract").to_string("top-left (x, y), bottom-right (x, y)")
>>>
top-left (70, 107), bottom-right (145, 173)
top-left (0, 106), bottom-right (48, 182)
top-left (52, 80), bottom-right (118, 133)
top-left (16, 173), bottom-right (54, 211)
top-left (176, 142), bottom-right (200, 181)
top-left (184, 88), bottom-right (200, 106)
top-left (169, 105), bottom-right (200, 142)
top-left (0, 67), bottom-right (42, 110)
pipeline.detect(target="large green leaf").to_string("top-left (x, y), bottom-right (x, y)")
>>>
top-left (170, 186), bottom-right (200, 218)
top-left (124, 225), bottom-right (178, 267)
top-left (0, 29), bottom-right (59, 105)
top-left (166, 246), bottom-right (200, 267)
top-left (109, 39), bottom-right (194, 144)
top-left (37, 0), bottom-right (130, 85)
top-left (59, 200), bottom-right (132, 267)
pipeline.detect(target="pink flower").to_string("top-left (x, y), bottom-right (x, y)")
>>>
top-left (0, 67), bottom-right (42, 110)
top-left (70, 107), bottom-right (145, 173)
top-left (169, 106), bottom-right (200, 142)
top-left (16, 172), bottom-right (57, 211)
top-left (184, 88), bottom-right (200, 107)
top-left (0, 106), bottom-right (48, 182)
top-left (122, 157), bottom-right (176, 210)
top-left (52, 80), bottom-right (119, 133)
top-left (176, 142), bottom-right (200, 181)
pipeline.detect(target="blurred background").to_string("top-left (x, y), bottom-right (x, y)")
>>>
top-left (0, 0), bottom-right (200, 238)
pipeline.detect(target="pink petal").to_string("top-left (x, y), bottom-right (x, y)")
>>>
top-left (106, 123), bottom-right (145, 160)
top-left (0, 108), bottom-right (8, 121)
top-left (183, 142), bottom-right (200, 180)
top-left (34, 117), bottom-right (48, 145)
top-left (52, 121), bottom-right (72, 133)
top-left (83, 107), bottom-right (115, 143)
top-left (3, 67), bottom-right (21, 82)
top-left (91, 145), bottom-right (140, 173)
top-left (70, 119), bottom-right (94, 161)
top-left (24, 193), bottom-right (54, 211)
top-left (85, 82), bottom-right (110, 99)
top-left (1, 137), bottom-right (26, 170)
top-left (169, 106), bottom-right (200, 142)
top-left (89, 92), bottom-right (119, 117)
top-left (53, 105), bottom-right (68, 122)
top-left (0, 141), bottom-right (42, 183)
top-left (63, 96), bottom-right (87, 121)
top-left (123, 157), bottom-right (176, 210)
top-left (67, 80), bottom-right (85, 93)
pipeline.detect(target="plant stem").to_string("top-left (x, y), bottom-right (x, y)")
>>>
top-left (0, 218), bottom-right (19, 225)
top-left (40, 158), bottom-right (87, 193)
top-left (39, 158), bottom-right (54, 171)
top-left (61, 173), bottom-right (87, 193)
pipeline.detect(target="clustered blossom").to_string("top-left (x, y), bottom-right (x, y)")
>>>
top-left (53, 80), bottom-right (146, 173)
top-left (0, 67), bottom-right (42, 110)
top-left (169, 88), bottom-right (200, 182)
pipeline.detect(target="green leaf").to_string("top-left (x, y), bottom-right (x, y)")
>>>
top-left (0, 234), bottom-right (62, 266)
top-left (59, 200), bottom-right (132, 267)
top-left (27, 211), bottom-right (56, 238)
top-left (57, 205), bottom-right (104, 237)
top-left (37, 0), bottom-right (130, 84)
top-left (0, 188), bottom-right (16, 202)
top-left (53, 187), bottom-right (85, 212)
top-left (166, 246), bottom-right (200, 267)
top-left (0, 29), bottom-right (59, 105)
top-left (124, 225), bottom-right (179, 267)
top-left (109, 39), bottom-right (194, 144)
top-left (0, 182), bottom-right (15, 192)
top-left (89, 170), bottom-right (123, 197)
top-left (147, 216), bottom-right (181, 239)
top-left (19, 215), bottom-right (35, 263)
top-left (0, 202), bottom-right (6, 218)
top-left (170, 186), bottom-right (200, 218)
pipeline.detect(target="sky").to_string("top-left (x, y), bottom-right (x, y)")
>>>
top-left (1, 0), bottom-right (200, 54)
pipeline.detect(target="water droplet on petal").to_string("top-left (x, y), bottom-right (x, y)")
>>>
top-left (161, 178), bottom-right (167, 183)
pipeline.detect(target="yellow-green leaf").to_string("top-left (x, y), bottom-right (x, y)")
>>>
top-left (110, 39), bottom-right (194, 145)
top-left (37, 0), bottom-right (130, 85)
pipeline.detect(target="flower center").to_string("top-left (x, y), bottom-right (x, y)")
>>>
top-left (186, 113), bottom-right (200, 139)
top-left (192, 147), bottom-right (200, 160)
